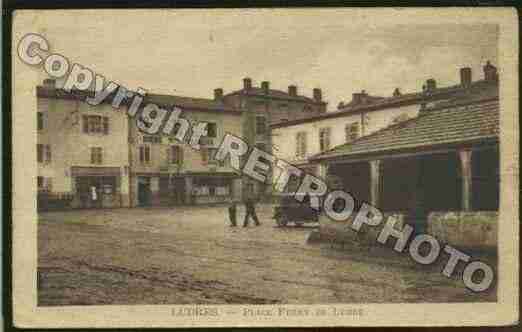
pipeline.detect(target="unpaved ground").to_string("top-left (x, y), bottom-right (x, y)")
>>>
top-left (38, 205), bottom-right (496, 305)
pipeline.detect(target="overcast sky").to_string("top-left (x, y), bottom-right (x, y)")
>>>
top-left (18, 9), bottom-right (498, 111)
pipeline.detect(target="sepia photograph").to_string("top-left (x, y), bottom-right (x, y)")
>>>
top-left (10, 7), bottom-right (519, 328)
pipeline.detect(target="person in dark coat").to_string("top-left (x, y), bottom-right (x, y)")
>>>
top-left (228, 201), bottom-right (237, 227)
top-left (243, 197), bottom-right (260, 227)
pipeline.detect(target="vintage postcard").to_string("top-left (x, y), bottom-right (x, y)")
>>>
top-left (10, 8), bottom-right (519, 328)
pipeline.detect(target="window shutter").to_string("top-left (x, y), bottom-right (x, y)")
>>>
top-left (167, 147), bottom-right (172, 164)
top-left (301, 133), bottom-right (307, 156)
top-left (90, 147), bottom-right (95, 164)
top-left (139, 147), bottom-right (144, 163)
top-left (99, 148), bottom-right (103, 164)
top-left (179, 147), bottom-right (184, 166)
top-left (46, 178), bottom-right (53, 192)
top-left (83, 116), bottom-right (89, 133)
top-left (103, 117), bottom-right (109, 135)
top-left (145, 146), bottom-right (150, 162)
top-left (45, 145), bottom-right (52, 162)
top-left (37, 144), bottom-right (43, 163)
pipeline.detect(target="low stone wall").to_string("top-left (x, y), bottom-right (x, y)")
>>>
top-left (318, 212), bottom-right (406, 247)
top-left (316, 210), bottom-right (498, 252)
top-left (427, 211), bottom-right (498, 251)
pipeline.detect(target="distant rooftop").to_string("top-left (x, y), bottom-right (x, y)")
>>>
top-left (310, 97), bottom-right (499, 162)
top-left (37, 84), bottom-right (240, 114)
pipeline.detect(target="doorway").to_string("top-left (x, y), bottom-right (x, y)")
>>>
top-left (137, 177), bottom-right (151, 206)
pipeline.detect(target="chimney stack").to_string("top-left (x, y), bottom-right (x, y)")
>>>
top-left (43, 78), bottom-right (56, 88)
top-left (214, 88), bottom-right (223, 101)
top-left (393, 88), bottom-right (401, 97)
top-left (261, 81), bottom-right (270, 94)
top-left (483, 61), bottom-right (498, 81)
top-left (313, 88), bottom-right (322, 102)
top-left (288, 85), bottom-right (297, 97)
top-left (460, 67), bottom-right (472, 87)
top-left (352, 90), bottom-right (368, 104)
top-left (243, 77), bottom-right (252, 90)
top-left (426, 78), bottom-right (437, 92)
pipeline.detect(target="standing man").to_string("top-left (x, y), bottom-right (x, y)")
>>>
top-left (228, 201), bottom-right (237, 227)
top-left (243, 196), bottom-right (261, 227)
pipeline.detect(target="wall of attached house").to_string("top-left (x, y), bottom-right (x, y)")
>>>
top-left (271, 103), bottom-right (421, 167)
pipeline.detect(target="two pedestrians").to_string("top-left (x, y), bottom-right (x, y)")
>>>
top-left (228, 198), bottom-right (261, 227)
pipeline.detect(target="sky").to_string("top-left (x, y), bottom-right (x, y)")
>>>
top-left (16, 9), bottom-right (498, 111)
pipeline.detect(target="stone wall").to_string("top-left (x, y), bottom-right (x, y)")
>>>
top-left (427, 211), bottom-right (498, 251)
top-left (318, 212), bottom-right (406, 247)
top-left (316, 210), bottom-right (498, 251)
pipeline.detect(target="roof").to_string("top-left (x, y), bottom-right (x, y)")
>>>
top-left (310, 97), bottom-right (499, 162)
top-left (144, 93), bottom-right (239, 113)
top-left (225, 87), bottom-right (324, 104)
top-left (271, 79), bottom-right (499, 129)
top-left (37, 86), bottom-right (241, 114)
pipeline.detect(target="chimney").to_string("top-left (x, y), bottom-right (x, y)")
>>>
top-left (288, 85), bottom-right (297, 97)
top-left (214, 88), bottom-right (223, 101)
top-left (393, 88), bottom-right (401, 97)
top-left (483, 61), bottom-right (498, 81)
top-left (313, 88), bottom-right (322, 102)
top-left (261, 81), bottom-right (270, 94)
top-left (243, 77), bottom-right (252, 90)
top-left (352, 90), bottom-right (368, 104)
top-left (426, 78), bottom-right (437, 92)
top-left (43, 78), bottom-right (56, 88)
top-left (460, 67), bottom-right (472, 87)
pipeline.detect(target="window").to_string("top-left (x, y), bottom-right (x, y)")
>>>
top-left (83, 115), bottom-right (109, 134)
top-left (37, 144), bottom-right (51, 163)
top-left (45, 145), bottom-right (52, 162)
top-left (345, 122), bottom-right (360, 143)
top-left (319, 128), bottom-right (331, 152)
top-left (256, 116), bottom-right (267, 135)
top-left (143, 135), bottom-right (162, 144)
top-left (168, 146), bottom-right (183, 165)
top-left (139, 146), bottom-right (151, 163)
top-left (37, 112), bottom-right (44, 131)
top-left (296, 132), bottom-right (307, 158)
top-left (207, 122), bottom-right (217, 138)
top-left (37, 144), bottom-right (43, 163)
top-left (90, 147), bottom-right (103, 164)
top-left (37, 177), bottom-right (52, 192)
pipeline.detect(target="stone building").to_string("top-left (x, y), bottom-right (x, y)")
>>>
top-left (128, 93), bottom-right (243, 207)
top-left (310, 62), bottom-right (500, 247)
top-left (271, 62), bottom-right (499, 190)
top-left (221, 78), bottom-right (327, 197)
top-left (37, 79), bottom-right (131, 209)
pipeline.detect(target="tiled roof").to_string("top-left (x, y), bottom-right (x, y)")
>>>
top-left (225, 87), bottom-right (323, 104)
top-left (271, 79), bottom-right (499, 128)
top-left (310, 97), bottom-right (499, 161)
top-left (37, 86), bottom-right (240, 113)
top-left (145, 93), bottom-right (239, 113)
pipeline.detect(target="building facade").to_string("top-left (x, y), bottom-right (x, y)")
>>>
top-left (128, 93), bottom-right (244, 207)
top-left (221, 78), bottom-right (327, 197)
top-left (37, 80), bottom-right (131, 209)
top-left (271, 63), bottom-right (499, 187)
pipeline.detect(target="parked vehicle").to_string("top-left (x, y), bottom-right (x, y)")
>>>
top-left (272, 193), bottom-right (322, 227)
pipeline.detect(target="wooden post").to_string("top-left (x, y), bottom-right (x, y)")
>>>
top-left (318, 163), bottom-right (329, 180)
top-left (369, 160), bottom-right (382, 207)
top-left (184, 177), bottom-right (193, 205)
top-left (459, 150), bottom-right (473, 211)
